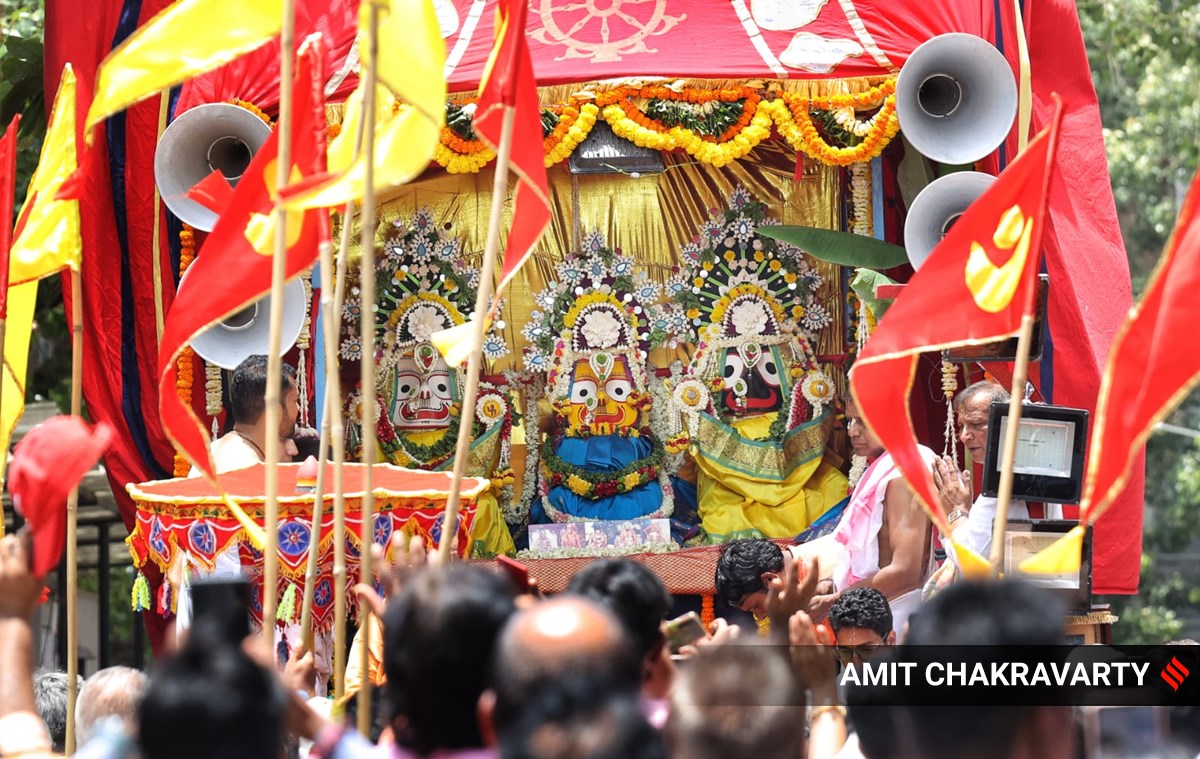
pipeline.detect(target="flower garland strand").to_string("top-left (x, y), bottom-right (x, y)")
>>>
top-left (942, 360), bottom-right (959, 467)
top-left (429, 81), bottom-right (899, 173)
top-left (174, 224), bottom-right (198, 477)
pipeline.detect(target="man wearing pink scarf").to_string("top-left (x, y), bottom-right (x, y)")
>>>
top-left (808, 398), bottom-right (937, 637)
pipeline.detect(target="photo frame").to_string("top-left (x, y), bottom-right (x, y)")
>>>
top-left (1003, 519), bottom-right (1092, 613)
top-left (981, 401), bottom-right (1089, 504)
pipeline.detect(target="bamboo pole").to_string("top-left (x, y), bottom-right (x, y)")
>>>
top-left (331, 202), bottom-right (351, 700)
top-left (356, 1), bottom-right (380, 733)
top-left (299, 241), bottom-right (338, 647)
top-left (64, 269), bottom-right (83, 754)
top-left (988, 312), bottom-right (1037, 571)
top-left (438, 107), bottom-right (517, 563)
top-left (261, 0), bottom-right (297, 645)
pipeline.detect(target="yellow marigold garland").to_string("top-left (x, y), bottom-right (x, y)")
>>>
top-left (229, 98), bottom-right (272, 125)
top-left (173, 224), bottom-right (198, 477)
top-left (425, 80), bottom-right (898, 172)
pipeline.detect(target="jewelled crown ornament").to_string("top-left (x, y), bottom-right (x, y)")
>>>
top-left (523, 231), bottom-right (680, 523)
top-left (342, 208), bottom-right (516, 557)
top-left (668, 186), bottom-right (847, 543)
top-left (670, 186), bottom-right (835, 430)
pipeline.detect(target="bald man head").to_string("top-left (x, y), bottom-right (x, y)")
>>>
top-left (487, 596), bottom-right (641, 734)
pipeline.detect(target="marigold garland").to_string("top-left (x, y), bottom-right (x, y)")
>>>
top-left (229, 98), bottom-right (271, 125)
top-left (173, 224), bottom-right (198, 477)
top-left (427, 81), bottom-right (898, 172)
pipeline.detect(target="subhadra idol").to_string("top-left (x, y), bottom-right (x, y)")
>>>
top-left (669, 187), bottom-right (847, 543)
top-left (343, 209), bottom-right (516, 557)
top-left (523, 232), bottom-right (684, 525)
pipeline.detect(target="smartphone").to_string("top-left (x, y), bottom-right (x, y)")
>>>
top-left (664, 612), bottom-right (708, 653)
top-left (190, 577), bottom-right (251, 646)
top-left (496, 555), bottom-right (534, 594)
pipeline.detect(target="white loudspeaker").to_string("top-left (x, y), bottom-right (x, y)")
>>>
top-left (903, 171), bottom-right (995, 270)
top-left (185, 276), bottom-right (308, 370)
top-left (154, 103), bottom-right (272, 231)
top-left (896, 33), bottom-right (1018, 166)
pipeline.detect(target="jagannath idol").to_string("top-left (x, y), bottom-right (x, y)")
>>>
top-left (669, 187), bottom-right (848, 543)
top-left (523, 232), bottom-right (690, 526)
top-left (343, 208), bottom-right (516, 557)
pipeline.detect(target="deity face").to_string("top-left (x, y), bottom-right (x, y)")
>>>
top-left (391, 348), bottom-right (456, 430)
top-left (562, 355), bottom-right (640, 435)
top-left (719, 344), bottom-right (784, 416)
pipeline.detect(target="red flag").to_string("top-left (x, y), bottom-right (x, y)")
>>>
top-left (1082, 167), bottom-right (1200, 521)
top-left (849, 99), bottom-right (1063, 547)
top-left (0, 115), bottom-right (19, 318)
top-left (158, 38), bottom-right (329, 481)
top-left (473, 0), bottom-right (550, 306)
top-left (185, 168), bottom-right (236, 216)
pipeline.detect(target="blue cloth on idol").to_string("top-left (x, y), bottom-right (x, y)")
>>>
top-left (793, 496), bottom-right (850, 544)
top-left (539, 434), bottom-right (665, 522)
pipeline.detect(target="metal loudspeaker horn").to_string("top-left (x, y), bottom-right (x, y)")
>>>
top-left (896, 33), bottom-right (1018, 165)
top-left (154, 103), bottom-right (272, 231)
top-left (185, 276), bottom-right (308, 370)
top-left (903, 171), bottom-right (995, 270)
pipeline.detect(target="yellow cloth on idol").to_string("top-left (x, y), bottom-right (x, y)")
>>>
top-left (693, 413), bottom-right (848, 544)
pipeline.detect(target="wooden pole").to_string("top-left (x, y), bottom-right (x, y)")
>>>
top-left (356, 1), bottom-right (380, 733)
top-left (988, 312), bottom-right (1037, 571)
top-left (261, 0), bottom-right (296, 646)
top-left (299, 241), bottom-right (338, 647)
top-left (438, 107), bottom-right (517, 563)
top-left (64, 269), bottom-right (83, 754)
top-left (331, 203), bottom-right (351, 700)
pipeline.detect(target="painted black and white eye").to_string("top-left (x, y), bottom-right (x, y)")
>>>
top-left (757, 358), bottom-right (781, 387)
top-left (605, 378), bottom-right (632, 402)
top-left (429, 371), bottom-right (453, 400)
top-left (723, 353), bottom-right (746, 390)
top-left (395, 372), bottom-right (420, 400)
top-left (570, 378), bottom-right (598, 404)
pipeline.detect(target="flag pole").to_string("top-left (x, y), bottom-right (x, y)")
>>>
top-left (331, 205), bottom-right (353, 700)
top-left (261, 0), bottom-right (297, 645)
top-left (356, 0), bottom-right (381, 733)
top-left (64, 268), bottom-right (83, 755)
top-left (438, 105), bottom-right (516, 564)
top-left (299, 240), bottom-right (341, 648)
top-left (988, 312), bottom-right (1036, 570)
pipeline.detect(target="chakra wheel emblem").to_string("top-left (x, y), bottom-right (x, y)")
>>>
top-left (532, 0), bottom-right (686, 63)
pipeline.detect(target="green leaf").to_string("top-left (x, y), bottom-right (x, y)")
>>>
top-left (849, 268), bottom-right (898, 320)
top-left (757, 226), bottom-right (909, 269)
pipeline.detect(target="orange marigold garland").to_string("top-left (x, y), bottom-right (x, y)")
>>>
top-left (173, 224), bottom-right (198, 477)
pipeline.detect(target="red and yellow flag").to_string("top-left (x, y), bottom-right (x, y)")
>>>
top-left (849, 99), bottom-right (1064, 575)
top-left (433, 0), bottom-right (549, 366)
top-left (158, 39), bottom-right (329, 483)
top-left (1022, 165), bottom-right (1200, 573)
top-left (477, 0), bottom-right (550, 300)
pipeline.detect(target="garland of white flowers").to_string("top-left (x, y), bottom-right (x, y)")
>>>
top-left (503, 368), bottom-right (542, 526)
top-left (942, 360), bottom-right (959, 466)
top-left (833, 105), bottom-right (891, 140)
top-left (848, 454), bottom-right (869, 491)
top-left (648, 361), bottom-right (687, 475)
top-left (296, 274), bottom-right (313, 430)
top-left (850, 162), bottom-right (874, 351)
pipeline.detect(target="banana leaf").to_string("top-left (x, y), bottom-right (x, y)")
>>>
top-left (758, 226), bottom-right (908, 269)
top-left (849, 268), bottom-right (899, 320)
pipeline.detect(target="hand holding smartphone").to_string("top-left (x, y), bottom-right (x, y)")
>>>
top-left (664, 611), bottom-right (708, 653)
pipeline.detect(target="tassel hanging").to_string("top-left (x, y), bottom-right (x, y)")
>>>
top-left (941, 360), bottom-right (959, 467)
top-left (701, 594), bottom-right (716, 630)
top-left (131, 572), bottom-right (151, 612)
top-left (277, 582), bottom-right (299, 624)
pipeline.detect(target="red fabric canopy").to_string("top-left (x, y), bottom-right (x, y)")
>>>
top-left (44, 0), bottom-right (1141, 602)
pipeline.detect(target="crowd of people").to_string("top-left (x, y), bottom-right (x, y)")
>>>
top-left (3, 375), bottom-right (1198, 758)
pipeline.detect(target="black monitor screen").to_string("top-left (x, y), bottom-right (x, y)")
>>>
top-left (980, 402), bottom-right (1088, 505)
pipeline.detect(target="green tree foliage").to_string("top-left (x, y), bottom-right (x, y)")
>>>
top-left (1080, 0), bottom-right (1200, 643)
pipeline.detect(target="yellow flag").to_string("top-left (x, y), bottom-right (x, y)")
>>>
top-left (2, 66), bottom-right (84, 482)
top-left (1019, 524), bottom-right (1086, 575)
top-left (84, 0), bottom-right (282, 142)
top-left (283, 0), bottom-right (445, 210)
top-left (10, 65), bottom-right (82, 284)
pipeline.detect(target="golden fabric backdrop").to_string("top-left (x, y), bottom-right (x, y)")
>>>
top-left (359, 139), bottom-right (843, 375)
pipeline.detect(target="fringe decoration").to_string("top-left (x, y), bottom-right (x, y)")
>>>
top-left (131, 572), bottom-right (151, 612)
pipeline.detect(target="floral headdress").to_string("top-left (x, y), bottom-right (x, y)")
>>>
top-left (340, 208), bottom-right (508, 369)
top-left (522, 231), bottom-right (677, 403)
top-left (669, 186), bottom-right (835, 427)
